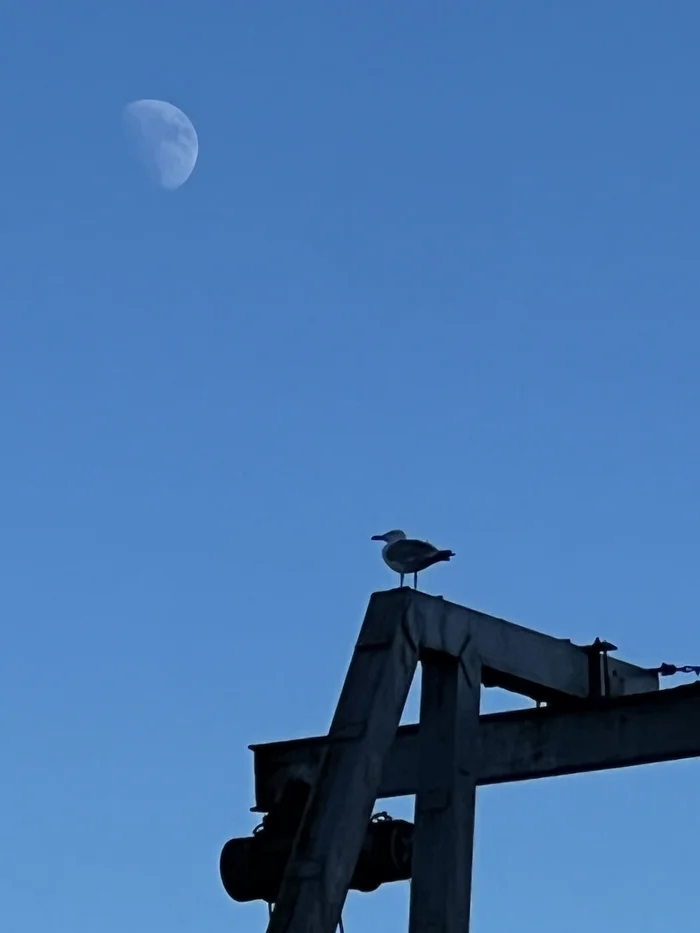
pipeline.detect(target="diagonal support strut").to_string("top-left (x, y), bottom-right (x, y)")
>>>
top-left (266, 592), bottom-right (421, 933)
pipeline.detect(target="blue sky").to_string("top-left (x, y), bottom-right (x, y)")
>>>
top-left (2, 1), bottom-right (700, 930)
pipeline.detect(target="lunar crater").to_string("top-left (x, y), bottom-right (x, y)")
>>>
top-left (122, 99), bottom-right (198, 191)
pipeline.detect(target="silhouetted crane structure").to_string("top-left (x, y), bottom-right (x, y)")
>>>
top-left (220, 588), bottom-right (700, 932)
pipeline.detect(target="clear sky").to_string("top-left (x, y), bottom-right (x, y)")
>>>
top-left (2, 1), bottom-right (700, 931)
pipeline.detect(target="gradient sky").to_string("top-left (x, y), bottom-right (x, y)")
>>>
top-left (2, 1), bottom-right (700, 931)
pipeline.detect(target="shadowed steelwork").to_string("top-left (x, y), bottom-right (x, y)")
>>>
top-left (220, 589), bottom-right (697, 933)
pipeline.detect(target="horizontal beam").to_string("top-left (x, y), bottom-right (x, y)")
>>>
top-left (392, 589), bottom-right (657, 702)
top-left (251, 684), bottom-right (700, 810)
top-left (605, 655), bottom-right (659, 697)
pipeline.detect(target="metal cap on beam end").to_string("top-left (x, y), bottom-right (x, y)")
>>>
top-left (584, 638), bottom-right (618, 654)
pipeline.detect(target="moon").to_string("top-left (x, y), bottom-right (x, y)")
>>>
top-left (122, 99), bottom-right (198, 191)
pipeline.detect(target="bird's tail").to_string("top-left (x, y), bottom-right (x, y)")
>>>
top-left (436, 549), bottom-right (455, 562)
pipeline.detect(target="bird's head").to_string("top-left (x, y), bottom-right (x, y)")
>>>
top-left (371, 530), bottom-right (407, 544)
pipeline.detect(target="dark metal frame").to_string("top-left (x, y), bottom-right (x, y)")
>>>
top-left (247, 588), bottom-right (698, 933)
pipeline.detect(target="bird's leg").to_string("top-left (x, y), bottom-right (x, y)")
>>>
top-left (413, 572), bottom-right (418, 589)
top-left (400, 573), bottom-right (404, 588)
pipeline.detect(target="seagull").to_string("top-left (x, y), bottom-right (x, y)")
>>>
top-left (371, 529), bottom-right (455, 589)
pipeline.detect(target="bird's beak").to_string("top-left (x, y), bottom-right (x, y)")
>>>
top-left (371, 534), bottom-right (385, 541)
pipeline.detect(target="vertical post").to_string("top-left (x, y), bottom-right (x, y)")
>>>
top-left (408, 642), bottom-right (481, 933)
top-left (267, 591), bottom-right (420, 933)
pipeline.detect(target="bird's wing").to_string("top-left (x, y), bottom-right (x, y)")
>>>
top-left (384, 539), bottom-right (437, 563)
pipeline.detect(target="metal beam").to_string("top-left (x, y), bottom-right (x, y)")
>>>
top-left (252, 684), bottom-right (700, 809)
top-left (397, 590), bottom-right (657, 702)
top-left (266, 587), bottom-right (420, 933)
top-left (606, 655), bottom-right (659, 697)
top-left (408, 647), bottom-right (481, 933)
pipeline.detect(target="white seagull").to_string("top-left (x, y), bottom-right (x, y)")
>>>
top-left (371, 529), bottom-right (455, 589)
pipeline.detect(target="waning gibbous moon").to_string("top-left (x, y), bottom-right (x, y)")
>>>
top-left (122, 99), bottom-right (198, 191)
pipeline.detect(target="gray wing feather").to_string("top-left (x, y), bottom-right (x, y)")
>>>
top-left (384, 539), bottom-right (437, 562)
